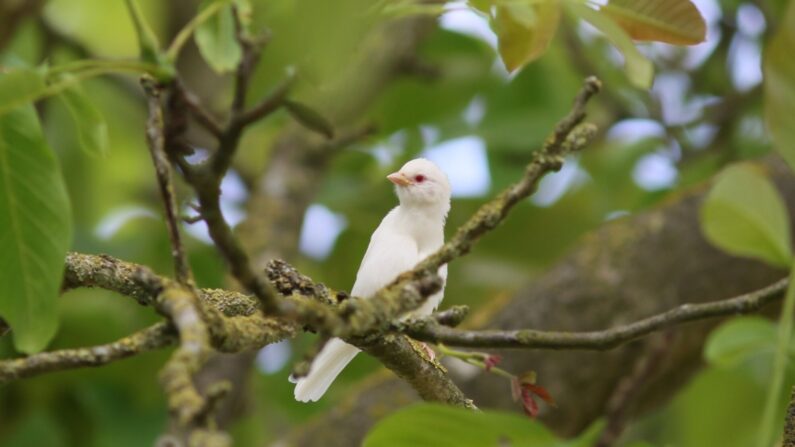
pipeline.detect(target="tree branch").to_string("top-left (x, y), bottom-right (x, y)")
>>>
top-left (0, 323), bottom-right (175, 383)
top-left (230, 8), bottom-right (268, 118)
top-left (231, 76), bottom-right (292, 132)
top-left (405, 278), bottom-right (788, 349)
top-left (62, 252), bottom-right (296, 351)
top-left (408, 77), bottom-right (601, 279)
top-left (142, 77), bottom-right (195, 287)
top-left (595, 333), bottom-right (673, 447)
top-left (176, 83), bottom-right (223, 138)
top-left (155, 285), bottom-right (212, 425)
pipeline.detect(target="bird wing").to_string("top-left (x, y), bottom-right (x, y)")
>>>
top-left (351, 213), bottom-right (419, 299)
top-left (293, 209), bottom-right (419, 402)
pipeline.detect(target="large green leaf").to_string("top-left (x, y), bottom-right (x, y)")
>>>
top-left (58, 82), bottom-right (109, 157)
top-left (601, 0), bottom-right (706, 45)
top-left (763, 0), bottom-right (795, 173)
top-left (0, 105), bottom-right (72, 353)
top-left (0, 67), bottom-right (47, 117)
top-left (195, 0), bottom-right (242, 73)
top-left (492, 1), bottom-right (561, 73)
top-left (362, 404), bottom-right (560, 447)
top-left (565, 3), bottom-right (653, 89)
top-left (704, 317), bottom-right (778, 368)
top-left (700, 163), bottom-right (792, 269)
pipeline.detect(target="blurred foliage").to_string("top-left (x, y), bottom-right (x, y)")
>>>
top-left (0, 0), bottom-right (793, 445)
top-left (363, 403), bottom-right (604, 447)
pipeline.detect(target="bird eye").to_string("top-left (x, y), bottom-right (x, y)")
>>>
top-left (414, 175), bottom-right (426, 183)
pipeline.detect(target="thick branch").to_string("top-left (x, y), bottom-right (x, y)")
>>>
top-left (359, 335), bottom-right (475, 407)
top-left (63, 252), bottom-right (296, 351)
top-left (155, 285), bottom-right (212, 425)
top-left (405, 278), bottom-right (788, 349)
top-left (0, 323), bottom-right (175, 382)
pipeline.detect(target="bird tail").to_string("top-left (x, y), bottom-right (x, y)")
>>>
top-left (293, 338), bottom-right (360, 402)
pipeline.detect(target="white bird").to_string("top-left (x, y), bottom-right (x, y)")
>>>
top-left (292, 158), bottom-right (451, 402)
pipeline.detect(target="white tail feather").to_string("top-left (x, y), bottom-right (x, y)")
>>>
top-left (293, 338), bottom-right (360, 402)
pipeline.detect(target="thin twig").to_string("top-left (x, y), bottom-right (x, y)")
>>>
top-left (232, 74), bottom-right (293, 130)
top-left (0, 323), bottom-right (176, 383)
top-left (177, 83), bottom-right (223, 138)
top-left (193, 177), bottom-right (283, 314)
top-left (405, 278), bottom-right (788, 349)
top-left (230, 6), bottom-right (269, 117)
top-left (166, 0), bottom-right (228, 61)
top-left (209, 73), bottom-right (294, 181)
top-left (142, 77), bottom-right (195, 287)
top-left (595, 333), bottom-right (673, 447)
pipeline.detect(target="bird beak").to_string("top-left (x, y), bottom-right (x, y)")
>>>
top-left (387, 172), bottom-right (412, 186)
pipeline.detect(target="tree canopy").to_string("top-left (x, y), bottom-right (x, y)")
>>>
top-left (1, 0), bottom-right (795, 446)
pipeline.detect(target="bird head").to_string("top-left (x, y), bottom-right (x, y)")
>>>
top-left (387, 158), bottom-right (451, 217)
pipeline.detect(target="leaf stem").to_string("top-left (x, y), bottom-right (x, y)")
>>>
top-left (0, 66), bottom-right (146, 116)
top-left (166, 0), bottom-right (230, 61)
top-left (437, 344), bottom-right (514, 379)
top-left (48, 59), bottom-right (160, 77)
top-left (759, 264), bottom-right (795, 447)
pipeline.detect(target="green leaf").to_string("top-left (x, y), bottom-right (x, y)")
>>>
top-left (704, 317), bottom-right (777, 368)
top-left (558, 419), bottom-right (606, 447)
top-left (57, 81), bottom-right (109, 157)
top-left (195, 0), bottom-right (242, 73)
top-left (565, 3), bottom-right (653, 89)
top-left (362, 404), bottom-right (561, 447)
top-left (600, 0), bottom-right (706, 45)
top-left (0, 105), bottom-right (72, 353)
top-left (492, 1), bottom-right (561, 73)
top-left (0, 67), bottom-right (47, 117)
top-left (700, 163), bottom-right (792, 269)
top-left (763, 0), bottom-right (795, 172)
top-left (468, 0), bottom-right (491, 15)
top-left (284, 99), bottom-right (335, 139)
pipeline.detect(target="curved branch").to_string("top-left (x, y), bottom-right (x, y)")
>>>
top-left (405, 278), bottom-right (788, 349)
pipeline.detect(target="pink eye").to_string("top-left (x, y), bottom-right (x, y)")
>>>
top-left (414, 175), bottom-right (426, 183)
